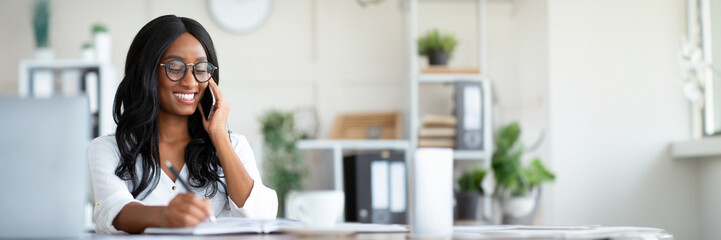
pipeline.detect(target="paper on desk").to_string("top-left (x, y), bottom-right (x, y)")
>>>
top-left (278, 222), bottom-right (408, 236)
top-left (453, 225), bottom-right (665, 238)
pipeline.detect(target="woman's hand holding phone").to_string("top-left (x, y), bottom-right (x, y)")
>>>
top-left (199, 79), bottom-right (229, 141)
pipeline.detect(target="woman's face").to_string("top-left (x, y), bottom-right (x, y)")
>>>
top-left (157, 32), bottom-right (209, 117)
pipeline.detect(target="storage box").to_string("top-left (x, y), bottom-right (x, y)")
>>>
top-left (331, 112), bottom-right (403, 139)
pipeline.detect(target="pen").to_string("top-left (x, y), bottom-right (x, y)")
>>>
top-left (165, 161), bottom-right (217, 222)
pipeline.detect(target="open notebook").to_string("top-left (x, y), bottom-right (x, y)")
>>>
top-left (144, 218), bottom-right (408, 235)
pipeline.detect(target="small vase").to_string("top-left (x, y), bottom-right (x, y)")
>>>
top-left (499, 187), bottom-right (541, 225)
top-left (82, 47), bottom-right (95, 62)
top-left (94, 33), bottom-right (112, 63)
top-left (428, 50), bottom-right (449, 66)
top-left (34, 47), bottom-right (54, 60)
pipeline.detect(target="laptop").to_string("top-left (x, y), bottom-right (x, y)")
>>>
top-left (0, 97), bottom-right (90, 238)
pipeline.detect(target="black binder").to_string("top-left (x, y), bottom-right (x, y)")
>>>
top-left (344, 151), bottom-right (407, 224)
top-left (455, 81), bottom-right (484, 150)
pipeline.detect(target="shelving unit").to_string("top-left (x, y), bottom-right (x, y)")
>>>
top-left (408, 0), bottom-right (493, 164)
top-left (408, 0), bottom-right (493, 221)
top-left (18, 59), bottom-right (117, 138)
top-left (293, 0), bottom-right (494, 223)
top-left (296, 139), bottom-right (410, 192)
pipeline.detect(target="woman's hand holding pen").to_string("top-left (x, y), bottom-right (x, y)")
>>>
top-left (199, 79), bottom-right (230, 142)
top-left (161, 193), bottom-right (214, 228)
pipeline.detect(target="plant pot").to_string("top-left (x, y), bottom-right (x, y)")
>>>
top-left (428, 50), bottom-right (449, 66)
top-left (94, 33), bottom-right (112, 63)
top-left (455, 192), bottom-right (480, 220)
top-left (498, 187), bottom-right (541, 225)
top-left (34, 47), bottom-right (54, 60)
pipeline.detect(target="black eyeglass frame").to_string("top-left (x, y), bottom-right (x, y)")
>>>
top-left (159, 60), bottom-right (217, 83)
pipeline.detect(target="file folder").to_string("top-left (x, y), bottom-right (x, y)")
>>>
top-left (344, 151), bottom-right (406, 224)
top-left (455, 81), bottom-right (484, 150)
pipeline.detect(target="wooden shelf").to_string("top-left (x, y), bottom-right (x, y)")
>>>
top-left (417, 74), bottom-right (487, 83)
top-left (297, 139), bottom-right (410, 150)
top-left (421, 66), bottom-right (480, 74)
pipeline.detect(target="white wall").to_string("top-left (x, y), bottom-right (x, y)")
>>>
top-left (492, 0), bottom-right (553, 224)
top-left (547, 0), bottom-right (699, 239)
top-left (698, 158), bottom-right (721, 240)
top-left (0, 0), bottom-right (411, 143)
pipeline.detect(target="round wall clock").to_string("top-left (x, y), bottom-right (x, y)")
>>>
top-left (208, 0), bottom-right (272, 34)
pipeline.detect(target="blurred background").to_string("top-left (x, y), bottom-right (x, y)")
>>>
top-left (1, 0), bottom-right (718, 239)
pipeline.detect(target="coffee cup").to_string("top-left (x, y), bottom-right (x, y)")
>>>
top-left (286, 190), bottom-right (345, 228)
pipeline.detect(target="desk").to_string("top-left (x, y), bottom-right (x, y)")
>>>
top-left (80, 232), bottom-right (674, 240)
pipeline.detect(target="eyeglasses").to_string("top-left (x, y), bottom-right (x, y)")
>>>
top-left (159, 60), bottom-right (217, 83)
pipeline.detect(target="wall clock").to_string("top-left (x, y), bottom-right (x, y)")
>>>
top-left (208, 0), bottom-right (272, 34)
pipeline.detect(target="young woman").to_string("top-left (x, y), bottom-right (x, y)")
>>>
top-left (89, 15), bottom-right (277, 234)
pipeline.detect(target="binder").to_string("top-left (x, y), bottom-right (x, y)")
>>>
top-left (344, 151), bottom-right (406, 224)
top-left (455, 81), bottom-right (484, 150)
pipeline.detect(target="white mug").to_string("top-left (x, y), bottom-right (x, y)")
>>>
top-left (286, 190), bottom-right (345, 228)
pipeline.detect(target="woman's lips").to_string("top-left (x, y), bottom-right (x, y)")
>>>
top-left (173, 92), bottom-right (196, 104)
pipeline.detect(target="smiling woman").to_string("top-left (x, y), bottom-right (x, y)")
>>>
top-left (88, 15), bottom-right (278, 234)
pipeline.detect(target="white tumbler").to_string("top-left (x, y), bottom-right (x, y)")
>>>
top-left (412, 148), bottom-right (453, 238)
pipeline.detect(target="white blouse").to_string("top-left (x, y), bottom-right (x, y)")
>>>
top-left (88, 133), bottom-right (278, 234)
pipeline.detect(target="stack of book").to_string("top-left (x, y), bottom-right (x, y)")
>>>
top-left (418, 115), bottom-right (457, 148)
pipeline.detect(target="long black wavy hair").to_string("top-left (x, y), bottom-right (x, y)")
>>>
top-left (113, 15), bottom-right (227, 200)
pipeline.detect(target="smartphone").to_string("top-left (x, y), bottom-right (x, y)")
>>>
top-left (200, 82), bottom-right (215, 121)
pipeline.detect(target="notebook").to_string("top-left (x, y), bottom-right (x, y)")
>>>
top-left (144, 218), bottom-right (409, 235)
top-left (145, 218), bottom-right (299, 235)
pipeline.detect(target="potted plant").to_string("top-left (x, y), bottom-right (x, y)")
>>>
top-left (33, 0), bottom-right (52, 59)
top-left (258, 110), bottom-right (307, 217)
top-left (418, 29), bottom-right (458, 66)
top-left (455, 168), bottom-right (487, 221)
top-left (491, 122), bottom-right (555, 224)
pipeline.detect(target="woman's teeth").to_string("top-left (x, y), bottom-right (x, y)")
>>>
top-left (173, 93), bottom-right (194, 100)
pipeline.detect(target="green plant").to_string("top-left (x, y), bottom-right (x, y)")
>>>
top-left (457, 168), bottom-right (487, 194)
top-left (491, 122), bottom-right (555, 197)
top-left (92, 23), bottom-right (108, 34)
top-left (417, 29), bottom-right (458, 56)
top-left (258, 110), bottom-right (306, 217)
top-left (33, 0), bottom-right (51, 48)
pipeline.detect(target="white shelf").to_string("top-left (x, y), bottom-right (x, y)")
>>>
top-left (296, 139), bottom-right (411, 192)
top-left (453, 150), bottom-right (489, 160)
top-left (297, 139), bottom-right (410, 150)
top-left (20, 59), bottom-right (102, 69)
top-left (672, 136), bottom-right (721, 159)
top-left (417, 74), bottom-right (487, 83)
